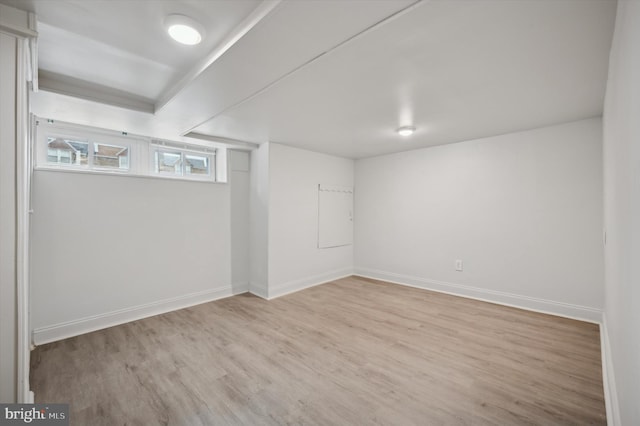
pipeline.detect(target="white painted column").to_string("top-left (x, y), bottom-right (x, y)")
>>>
top-left (0, 4), bottom-right (37, 403)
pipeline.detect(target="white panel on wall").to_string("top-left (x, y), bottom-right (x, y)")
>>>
top-left (318, 184), bottom-right (353, 248)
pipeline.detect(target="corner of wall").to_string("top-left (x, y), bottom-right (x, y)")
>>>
top-left (249, 143), bottom-right (270, 298)
top-left (600, 313), bottom-right (622, 426)
top-left (267, 267), bottom-right (354, 300)
top-left (248, 282), bottom-right (269, 299)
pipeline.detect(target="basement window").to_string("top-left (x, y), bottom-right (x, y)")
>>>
top-left (93, 143), bottom-right (129, 170)
top-left (152, 147), bottom-right (214, 180)
top-left (185, 154), bottom-right (210, 176)
top-left (155, 150), bottom-right (183, 175)
top-left (45, 136), bottom-right (130, 173)
top-left (47, 138), bottom-right (88, 166)
top-left (35, 118), bottom-right (226, 183)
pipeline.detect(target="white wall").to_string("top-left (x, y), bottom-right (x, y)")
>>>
top-left (267, 143), bottom-right (354, 298)
top-left (249, 143), bottom-right (270, 298)
top-left (602, 1), bottom-right (640, 424)
top-left (30, 170), bottom-right (232, 344)
top-left (0, 32), bottom-right (19, 403)
top-left (230, 150), bottom-right (250, 293)
top-left (355, 118), bottom-right (604, 321)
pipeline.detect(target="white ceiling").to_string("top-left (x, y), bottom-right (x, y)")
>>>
top-left (193, 0), bottom-right (616, 158)
top-left (2, 0), bottom-right (616, 158)
top-left (4, 0), bottom-right (262, 99)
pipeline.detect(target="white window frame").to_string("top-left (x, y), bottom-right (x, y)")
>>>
top-left (150, 142), bottom-right (216, 182)
top-left (92, 142), bottom-right (131, 172)
top-left (34, 118), bottom-right (224, 183)
top-left (37, 124), bottom-right (136, 175)
top-left (154, 148), bottom-right (184, 176)
top-left (45, 136), bottom-right (90, 169)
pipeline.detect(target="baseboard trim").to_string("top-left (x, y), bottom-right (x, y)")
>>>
top-left (600, 314), bottom-right (621, 426)
top-left (32, 286), bottom-right (236, 345)
top-left (354, 268), bottom-right (603, 323)
top-left (267, 267), bottom-right (354, 300)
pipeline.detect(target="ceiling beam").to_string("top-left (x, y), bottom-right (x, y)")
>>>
top-left (0, 4), bottom-right (38, 38)
top-left (183, 0), bottom-right (424, 136)
top-left (154, 0), bottom-right (283, 113)
top-left (38, 70), bottom-right (155, 114)
top-left (184, 132), bottom-right (259, 150)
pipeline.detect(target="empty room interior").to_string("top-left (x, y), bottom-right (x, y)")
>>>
top-left (0, 0), bottom-right (638, 424)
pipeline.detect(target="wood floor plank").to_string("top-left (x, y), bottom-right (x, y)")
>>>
top-left (30, 276), bottom-right (606, 425)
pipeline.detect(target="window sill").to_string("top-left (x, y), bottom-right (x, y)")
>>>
top-left (34, 166), bottom-right (227, 184)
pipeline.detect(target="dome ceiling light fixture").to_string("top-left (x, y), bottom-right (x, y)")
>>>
top-left (164, 14), bottom-right (205, 45)
top-left (397, 126), bottom-right (416, 136)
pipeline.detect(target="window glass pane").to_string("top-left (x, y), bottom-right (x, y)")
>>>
top-left (47, 137), bottom-right (88, 166)
top-left (94, 143), bottom-right (129, 170)
top-left (184, 154), bottom-right (210, 176)
top-left (155, 151), bottom-right (182, 175)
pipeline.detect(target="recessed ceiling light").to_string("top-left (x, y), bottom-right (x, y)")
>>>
top-left (164, 14), bottom-right (205, 45)
top-left (397, 126), bottom-right (416, 136)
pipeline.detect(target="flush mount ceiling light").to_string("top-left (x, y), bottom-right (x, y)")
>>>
top-left (397, 126), bottom-right (416, 136)
top-left (164, 14), bottom-right (205, 45)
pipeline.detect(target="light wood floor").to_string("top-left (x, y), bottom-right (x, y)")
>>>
top-left (31, 276), bottom-right (606, 425)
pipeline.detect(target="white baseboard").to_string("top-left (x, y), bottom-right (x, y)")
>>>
top-left (267, 267), bottom-right (354, 300)
top-left (354, 267), bottom-right (603, 323)
top-left (32, 286), bottom-right (236, 345)
top-left (600, 315), bottom-right (621, 426)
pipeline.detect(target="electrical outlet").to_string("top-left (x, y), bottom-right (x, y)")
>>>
top-left (455, 259), bottom-right (463, 271)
